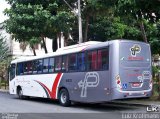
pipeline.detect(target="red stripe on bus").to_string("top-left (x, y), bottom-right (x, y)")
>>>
top-left (51, 73), bottom-right (62, 99)
top-left (35, 80), bottom-right (52, 98)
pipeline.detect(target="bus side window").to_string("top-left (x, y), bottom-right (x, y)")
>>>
top-left (10, 64), bottom-right (16, 80)
top-left (23, 62), bottom-right (28, 74)
top-left (37, 59), bottom-right (43, 74)
top-left (69, 54), bottom-right (77, 71)
top-left (98, 48), bottom-right (109, 70)
top-left (17, 63), bottom-right (24, 75)
top-left (55, 57), bottom-right (62, 71)
top-left (49, 57), bottom-right (54, 73)
top-left (33, 60), bottom-right (38, 74)
top-left (87, 50), bottom-right (97, 71)
top-left (77, 52), bottom-right (86, 71)
top-left (27, 61), bottom-right (32, 74)
top-left (43, 58), bottom-right (49, 73)
top-left (62, 55), bottom-right (68, 72)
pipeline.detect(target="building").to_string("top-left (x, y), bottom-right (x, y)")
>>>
top-left (0, 27), bottom-right (53, 58)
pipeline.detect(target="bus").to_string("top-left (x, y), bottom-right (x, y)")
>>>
top-left (9, 40), bottom-right (152, 106)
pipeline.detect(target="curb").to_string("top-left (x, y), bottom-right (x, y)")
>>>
top-left (110, 101), bottom-right (158, 107)
top-left (0, 89), bottom-right (9, 93)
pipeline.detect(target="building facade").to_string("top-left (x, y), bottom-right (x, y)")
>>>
top-left (0, 28), bottom-right (53, 58)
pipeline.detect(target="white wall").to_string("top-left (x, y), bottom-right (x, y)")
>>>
top-left (12, 37), bottom-right (53, 58)
top-left (0, 29), bottom-right (53, 58)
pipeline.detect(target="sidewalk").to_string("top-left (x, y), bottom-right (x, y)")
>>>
top-left (111, 99), bottom-right (160, 107)
top-left (0, 89), bottom-right (9, 93)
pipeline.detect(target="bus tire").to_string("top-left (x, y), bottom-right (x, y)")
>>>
top-left (59, 89), bottom-right (71, 107)
top-left (17, 88), bottom-right (24, 99)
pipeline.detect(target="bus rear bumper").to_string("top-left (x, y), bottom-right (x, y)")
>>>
top-left (111, 88), bottom-right (152, 100)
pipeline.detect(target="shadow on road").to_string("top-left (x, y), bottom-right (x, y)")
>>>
top-left (13, 96), bottom-right (140, 112)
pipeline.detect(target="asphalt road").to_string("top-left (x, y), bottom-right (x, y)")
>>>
top-left (0, 92), bottom-right (152, 119)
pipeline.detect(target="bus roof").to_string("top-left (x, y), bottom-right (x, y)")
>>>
top-left (11, 40), bottom-right (149, 64)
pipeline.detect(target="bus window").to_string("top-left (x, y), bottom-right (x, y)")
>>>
top-left (69, 54), bottom-right (77, 71)
top-left (10, 64), bottom-right (16, 80)
top-left (62, 55), bottom-right (68, 72)
top-left (17, 63), bottom-right (24, 75)
top-left (98, 48), bottom-right (109, 70)
top-left (33, 60), bottom-right (38, 74)
top-left (49, 57), bottom-right (54, 73)
top-left (77, 52), bottom-right (86, 71)
top-left (43, 58), bottom-right (49, 73)
top-left (37, 59), bottom-right (43, 73)
top-left (23, 62), bottom-right (28, 74)
top-left (87, 50), bottom-right (97, 71)
top-left (55, 57), bottom-right (62, 71)
top-left (27, 61), bottom-right (32, 74)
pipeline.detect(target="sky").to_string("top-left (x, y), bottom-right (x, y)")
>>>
top-left (0, 0), bottom-right (10, 23)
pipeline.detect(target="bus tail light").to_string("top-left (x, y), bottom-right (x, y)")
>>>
top-left (149, 79), bottom-right (153, 89)
top-left (116, 75), bottom-right (122, 90)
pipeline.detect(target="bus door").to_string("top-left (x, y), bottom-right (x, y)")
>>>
top-left (9, 63), bottom-right (16, 94)
top-left (119, 42), bottom-right (152, 92)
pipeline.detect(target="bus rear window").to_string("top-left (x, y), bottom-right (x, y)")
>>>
top-left (120, 42), bottom-right (151, 67)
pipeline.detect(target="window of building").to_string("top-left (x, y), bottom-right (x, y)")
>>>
top-left (62, 55), bottom-right (68, 72)
top-left (87, 50), bottom-right (97, 70)
top-left (37, 59), bottom-right (43, 73)
top-left (49, 57), bottom-right (54, 73)
top-left (43, 58), bottom-right (49, 73)
top-left (97, 48), bottom-right (109, 70)
top-left (77, 52), bottom-right (86, 71)
top-left (55, 57), bottom-right (62, 71)
top-left (69, 54), bottom-right (77, 71)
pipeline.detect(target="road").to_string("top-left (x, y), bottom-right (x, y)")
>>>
top-left (0, 92), bottom-right (153, 119)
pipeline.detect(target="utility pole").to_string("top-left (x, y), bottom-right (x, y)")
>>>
top-left (63, 0), bottom-right (83, 43)
top-left (78, 0), bottom-right (83, 43)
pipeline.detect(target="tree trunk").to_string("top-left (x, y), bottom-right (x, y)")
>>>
top-left (42, 37), bottom-right (48, 54)
top-left (0, 78), bottom-right (1, 89)
top-left (139, 21), bottom-right (147, 43)
top-left (84, 15), bottom-right (90, 42)
top-left (31, 46), bottom-right (36, 56)
top-left (52, 39), bottom-right (58, 52)
top-left (57, 32), bottom-right (61, 49)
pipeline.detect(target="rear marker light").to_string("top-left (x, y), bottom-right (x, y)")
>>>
top-left (149, 79), bottom-right (153, 89)
top-left (116, 75), bottom-right (122, 90)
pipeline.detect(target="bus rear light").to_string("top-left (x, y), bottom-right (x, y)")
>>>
top-left (116, 75), bottom-right (122, 90)
top-left (149, 79), bottom-right (153, 89)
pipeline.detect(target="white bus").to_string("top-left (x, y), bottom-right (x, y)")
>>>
top-left (9, 40), bottom-right (152, 106)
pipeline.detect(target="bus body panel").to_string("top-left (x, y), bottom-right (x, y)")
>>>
top-left (9, 40), bottom-right (152, 104)
top-left (59, 71), bottom-right (111, 103)
top-left (9, 73), bottom-right (61, 98)
top-left (111, 41), bottom-right (152, 100)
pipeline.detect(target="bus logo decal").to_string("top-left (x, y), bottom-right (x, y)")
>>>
top-left (130, 44), bottom-right (141, 57)
top-left (78, 72), bottom-right (99, 97)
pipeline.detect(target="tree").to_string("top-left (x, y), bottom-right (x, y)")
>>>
top-left (0, 33), bottom-right (9, 61)
top-left (4, 0), bottom-right (76, 52)
top-left (4, 0), bottom-right (58, 54)
top-left (115, 0), bottom-right (160, 42)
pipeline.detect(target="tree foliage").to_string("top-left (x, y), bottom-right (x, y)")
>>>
top-left (4, 0), bottom-right (160, 55)
top-left (0, 33), bottom-right (9, 61)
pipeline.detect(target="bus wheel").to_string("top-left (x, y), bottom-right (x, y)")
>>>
top-left (59, 89), bottom-right (71, 107)
top-left (17, 88), bottom-right (24, 99)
